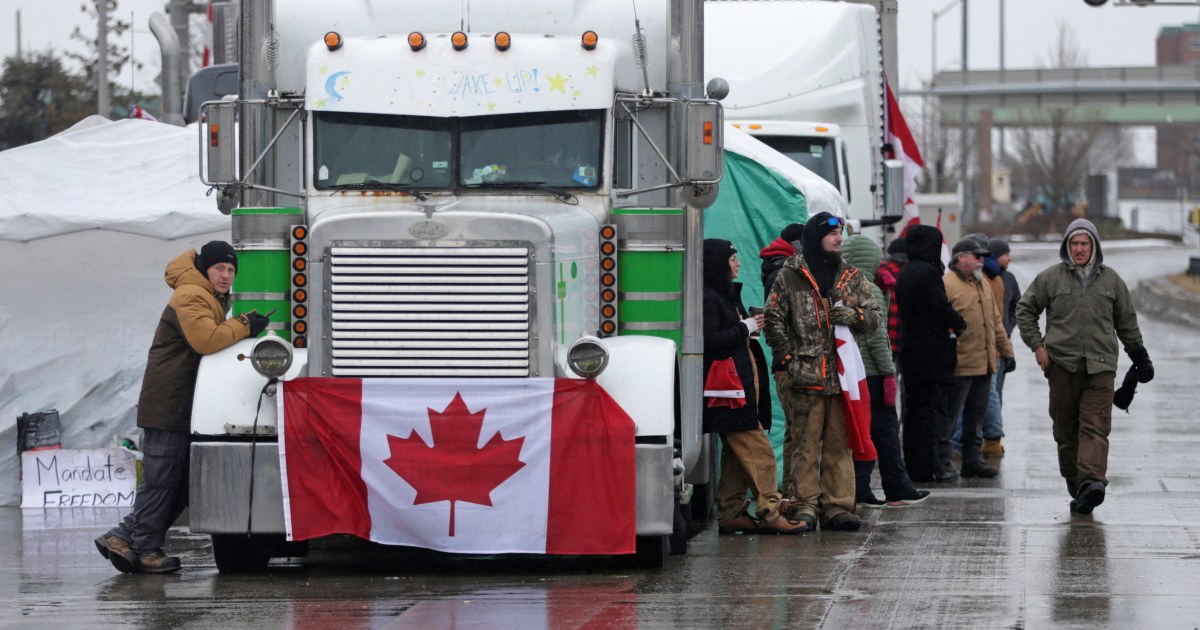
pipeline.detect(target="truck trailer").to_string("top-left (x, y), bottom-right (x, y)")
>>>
top-left (705, 0), bottom-right (902, 226)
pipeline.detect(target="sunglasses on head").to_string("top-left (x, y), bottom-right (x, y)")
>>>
top-left (825, 217), bottom-right (844, 228)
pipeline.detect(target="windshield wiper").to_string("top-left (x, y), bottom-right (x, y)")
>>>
top-left (330, 180), bottom-right (429, 201)
top-left (465, 180), bottom-right (577, 204)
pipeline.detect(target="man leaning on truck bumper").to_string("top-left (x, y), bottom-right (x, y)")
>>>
top-left (93, 242), bottom-right (266, 573)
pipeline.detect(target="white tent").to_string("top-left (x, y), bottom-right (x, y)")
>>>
top-left (0, 118), bottom-right (229, 506)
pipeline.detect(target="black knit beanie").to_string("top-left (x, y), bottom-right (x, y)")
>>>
top-left (780, 222), bottom-right (806, 243)
top-left (195, 241), bottom-right (238, 275)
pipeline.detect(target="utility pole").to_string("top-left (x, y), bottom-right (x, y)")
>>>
top-left (15, 10), bottom-right (21, 58)
top-left (959, 0), bottom-right (970, 224)
top-left (998, 0), bottom-right (1006, 167)
top-left (97, 0), bottom-right (111, 117)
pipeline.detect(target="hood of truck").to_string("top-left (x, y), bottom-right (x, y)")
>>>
top-left (303, 194), bottom-right (606, 282)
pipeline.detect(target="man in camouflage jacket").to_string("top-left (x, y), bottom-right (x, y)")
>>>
top-left (764, 212), bottom-right (882, 531)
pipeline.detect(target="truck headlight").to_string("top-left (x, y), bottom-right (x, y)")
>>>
top-left (250, 334), bottom-right (294, 378)
top-left (567, 336), bottom-right (609, 378)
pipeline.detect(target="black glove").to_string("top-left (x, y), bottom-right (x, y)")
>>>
top-left (1113, 366), bottom-right (1139, 411)
top-left (772, 353), bottom-right (793, 373)
top-left (247, 312), bottom-right (270, 337)
top-left (1004, 356), bottom-right (1017, 373)
top-left (1127, 346), bottom-right (1154, 383)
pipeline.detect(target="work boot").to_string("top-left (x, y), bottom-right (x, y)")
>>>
top-left (824, 512), bottom-right (862, 531)
top-left (136, 550), bottom-right (182, 574)
top-left (982, 438), bottom-right (1005, 457)
top-left (961, 462), bottom-right (999, 478)
top-left (94, 533), bottom-right (130, 561)
top-left (1070, 481), bottom-right (1106, 515)
top-left (107, 540), bottom-right (140, 574)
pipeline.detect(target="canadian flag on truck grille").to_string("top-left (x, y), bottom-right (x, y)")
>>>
top-left (278, 377), bottom-right (636, 554)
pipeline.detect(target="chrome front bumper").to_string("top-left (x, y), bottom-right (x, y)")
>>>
top-left (189, 441), bottom-right (675, 536)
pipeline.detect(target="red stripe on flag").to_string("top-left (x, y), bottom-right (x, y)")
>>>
top-left (546, 379), bottom-right (636, 554)
top-left (281, 377), bottom-right (371, 540)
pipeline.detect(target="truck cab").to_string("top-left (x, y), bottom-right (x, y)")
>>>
top-left (188, 0), bottom-right (723, 571)
top-left (731, 120), bottom-right (851, 208)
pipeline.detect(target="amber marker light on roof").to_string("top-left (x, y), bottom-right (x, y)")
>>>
top-left (815, 126), bottom-right (829, 132)
top-left (408, 32), bottom-right (426, 51)
top-left (451, 31), bottom-right (468, 50)
top-left (324, 32), bottom-right (343, 51)
top-left (581, 30), bottom-right (598, 50)
top-left (494, 32), bottom-right (511, 51)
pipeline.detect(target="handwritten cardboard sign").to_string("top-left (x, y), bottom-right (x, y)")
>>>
top-left (20, 448), bottom-right (137, 509)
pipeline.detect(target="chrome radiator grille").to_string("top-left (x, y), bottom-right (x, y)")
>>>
top-left (329, 246), bottom-right (532, 377)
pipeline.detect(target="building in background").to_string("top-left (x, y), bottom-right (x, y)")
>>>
top-left (1155, 24), bottom-right (1200, 182)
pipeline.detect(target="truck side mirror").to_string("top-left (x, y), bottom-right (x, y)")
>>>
top-left (677, 100), bottom-right (724, 184)
top-left (201, 101), bottom-right (238, 185)
top-left (883, 159), bottom-right (904, 217)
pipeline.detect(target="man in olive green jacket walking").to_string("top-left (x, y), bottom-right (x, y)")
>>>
top-left (1016, 219), bottom-right (1152, 515)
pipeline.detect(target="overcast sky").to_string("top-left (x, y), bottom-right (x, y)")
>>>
top-left (6, 0), bottom-right (1200, 90)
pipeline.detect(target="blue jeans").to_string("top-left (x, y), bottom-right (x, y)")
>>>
top-left (982, 370), bottom-right (1005, 440)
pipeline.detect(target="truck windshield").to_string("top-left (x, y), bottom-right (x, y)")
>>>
top-left (314, 112), bottom-right (454, 190)
top-left (755, 136), bottom-right (840, 190)
top-left (460, 110), bottom-right (603, 189)
top-left (313, 109), bottom-right (604, 191)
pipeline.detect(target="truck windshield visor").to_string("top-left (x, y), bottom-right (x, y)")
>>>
top-left (756, 135), bottom-right (840, 190)
top-left (314, 112), bottom-right (454, 190)
top-left (459, 110), bottom-right (603, 189)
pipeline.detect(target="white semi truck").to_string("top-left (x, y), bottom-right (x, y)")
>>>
top-left (705, 0), bottom-right (903, 226)
top-left (187, 0), bottom-right (726, 571)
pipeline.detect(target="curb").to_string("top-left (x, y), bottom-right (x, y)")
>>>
top-left (1134, 277), bottom-right (1200, 329)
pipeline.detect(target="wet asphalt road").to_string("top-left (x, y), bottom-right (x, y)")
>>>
top-left (3, 242), bottom-right (1199, 629)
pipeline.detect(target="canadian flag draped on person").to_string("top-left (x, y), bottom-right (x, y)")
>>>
top-left (835, 325), bottom-right (876, 462)
top-left (278, 377), bottom-right (636, 555)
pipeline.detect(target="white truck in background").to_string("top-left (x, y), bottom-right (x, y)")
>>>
top-left (705, 0), bottom-right (901, 226)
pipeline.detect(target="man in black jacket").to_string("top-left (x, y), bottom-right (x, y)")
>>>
top-left (895, 226), bottom-right (966, 482)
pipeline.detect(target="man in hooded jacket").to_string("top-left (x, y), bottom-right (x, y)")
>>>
top-left (1016, 219), bottom-right (1151, 515)
top-left (764, 212), bottom-right (882, 531)
top-left (702, 239), bottom-right (807, 534)
top-left (895, 225), bottom-right (966, 482)
top-left (95, 242), bottom-right (270, 573)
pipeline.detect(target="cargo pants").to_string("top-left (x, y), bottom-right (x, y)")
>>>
top-left (776, 375), bottom-right (855, 523)
top-left (1046, 359), bottom-right (1116, 496)
top-left (107, 428), bottom-right (192, 554)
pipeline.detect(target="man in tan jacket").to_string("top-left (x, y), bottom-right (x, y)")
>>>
top-left (942, 238), bottom-right (1014, 479)
top-left (95, 242), bottom-right (269, 573)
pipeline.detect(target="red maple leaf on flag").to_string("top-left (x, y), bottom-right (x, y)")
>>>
top-left (383, 392), bottom-right (526, 537)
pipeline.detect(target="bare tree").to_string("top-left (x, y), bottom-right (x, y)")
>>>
top-left (908, 88), bottom-right (973, 195)
top-left (1007, 24), bottom-right (1132, 215)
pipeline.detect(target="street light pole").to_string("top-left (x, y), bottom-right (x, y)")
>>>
top-left (960, 0), bottom-right (970, 225)
top-left (931, 0), bottom-right (961, 195)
